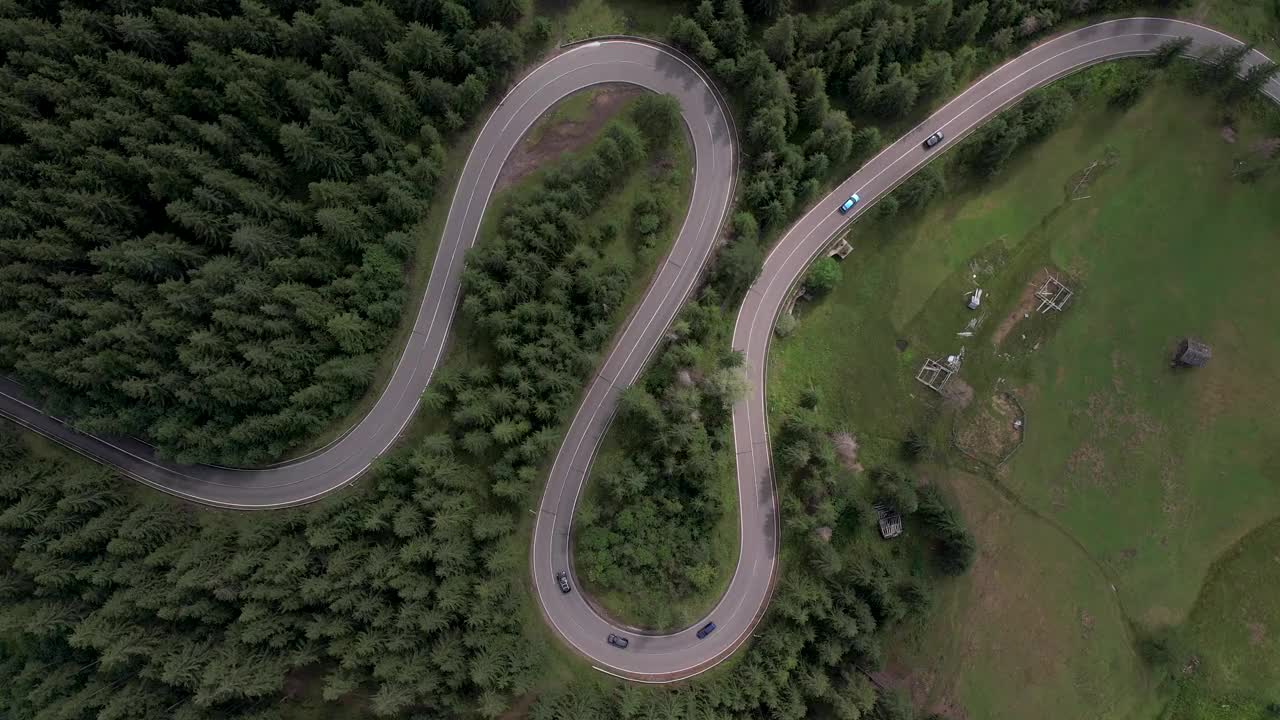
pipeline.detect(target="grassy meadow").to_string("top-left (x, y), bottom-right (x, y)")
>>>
top-left (769, 73), bottom-right (1280, 718)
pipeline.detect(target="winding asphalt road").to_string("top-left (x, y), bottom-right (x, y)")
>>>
top-left (2, 18), bottom-right (1276, 682)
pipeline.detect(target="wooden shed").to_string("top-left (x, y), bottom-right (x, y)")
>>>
top-left (874, 504), bottom-right (903, 540)
top-left (1172, 338), bottom-right (1212, 368)
top-left (878, 512), bottom-right (903, 540)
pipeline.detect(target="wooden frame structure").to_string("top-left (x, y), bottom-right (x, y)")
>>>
top-left (873, 503), bottom-right (903, 539)
top-left (915, 353), bottom-right (962, 394)
top-left (1035, 274), bottom-right (1073, 313)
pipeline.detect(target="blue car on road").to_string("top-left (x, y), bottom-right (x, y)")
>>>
top-left (838, 193), bottom-right (860, 214)
top-left (696, 622), bottom-right (716, 639)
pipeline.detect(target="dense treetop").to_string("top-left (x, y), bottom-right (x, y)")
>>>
top-left (0, 0), bottom-right (537, 464)
top-left (575, 293), bottom-right (743, 612)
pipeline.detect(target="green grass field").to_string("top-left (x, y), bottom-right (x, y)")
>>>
top-left (892, 468), bottom-right (1162, 720)
top-left (1168, 518), bottom-right (1280, 717)
top-left (770, 74), bottom-right (1280, 718)
top-left (536, 0), bottom-right (685, 41)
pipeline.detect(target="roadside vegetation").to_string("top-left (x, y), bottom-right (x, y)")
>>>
top-left (771, 55), bottom-right (1280, 718)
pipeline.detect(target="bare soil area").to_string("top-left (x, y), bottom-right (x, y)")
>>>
top-left (991, 267), bottom-right (1053, 348)
top-left (495, 83), bottom-right (645, 191)
top-left (942, 377), bottom-right (974, 410)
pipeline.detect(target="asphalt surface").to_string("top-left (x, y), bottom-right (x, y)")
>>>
top-left (2, 19), bottom-right (1277, 682)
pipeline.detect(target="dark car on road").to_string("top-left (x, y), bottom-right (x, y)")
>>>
top-left (556, 571), bottom-right (571, 593)
top-left (696, 622), bottom-right (716, 640)
top-left (923, 130), bottom-right (945, 149)
top-left (607, 634), bottom-right (630, 649)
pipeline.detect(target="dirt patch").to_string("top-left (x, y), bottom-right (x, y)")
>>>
top-left (942, 377), bottom-right (974, 410)
top-left (1247, 620), bottom-right (1267, 646)
top-left (1220, 125), bottom-right (1237, 144)
top-left (1194, 374), bottom-right (1231, 432)
top-left (1254, 137), bottom-right (1280, 159)
top-left (1017, 383), bottom-right (1041, 404)
top-left (1193, 320), bottom-right (1250, 431)
top-left (1080, 609), bottom-right (1095, 638)
top-left (832, 431), bottom-right (864, 473)
top-left (1064, 443), bottom-right (1107, 487)
top-left (992, 267), bottom-right (1053, 348)
top-left (1074, 390), bottom-right (1166, 455)
top-left (495, 83), bottom-right (645, 191)
top-left (873, 664), bottom-right (959, 717)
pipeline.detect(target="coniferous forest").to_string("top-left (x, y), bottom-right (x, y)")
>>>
top-left (0, 0), bottom-right (535, 464)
